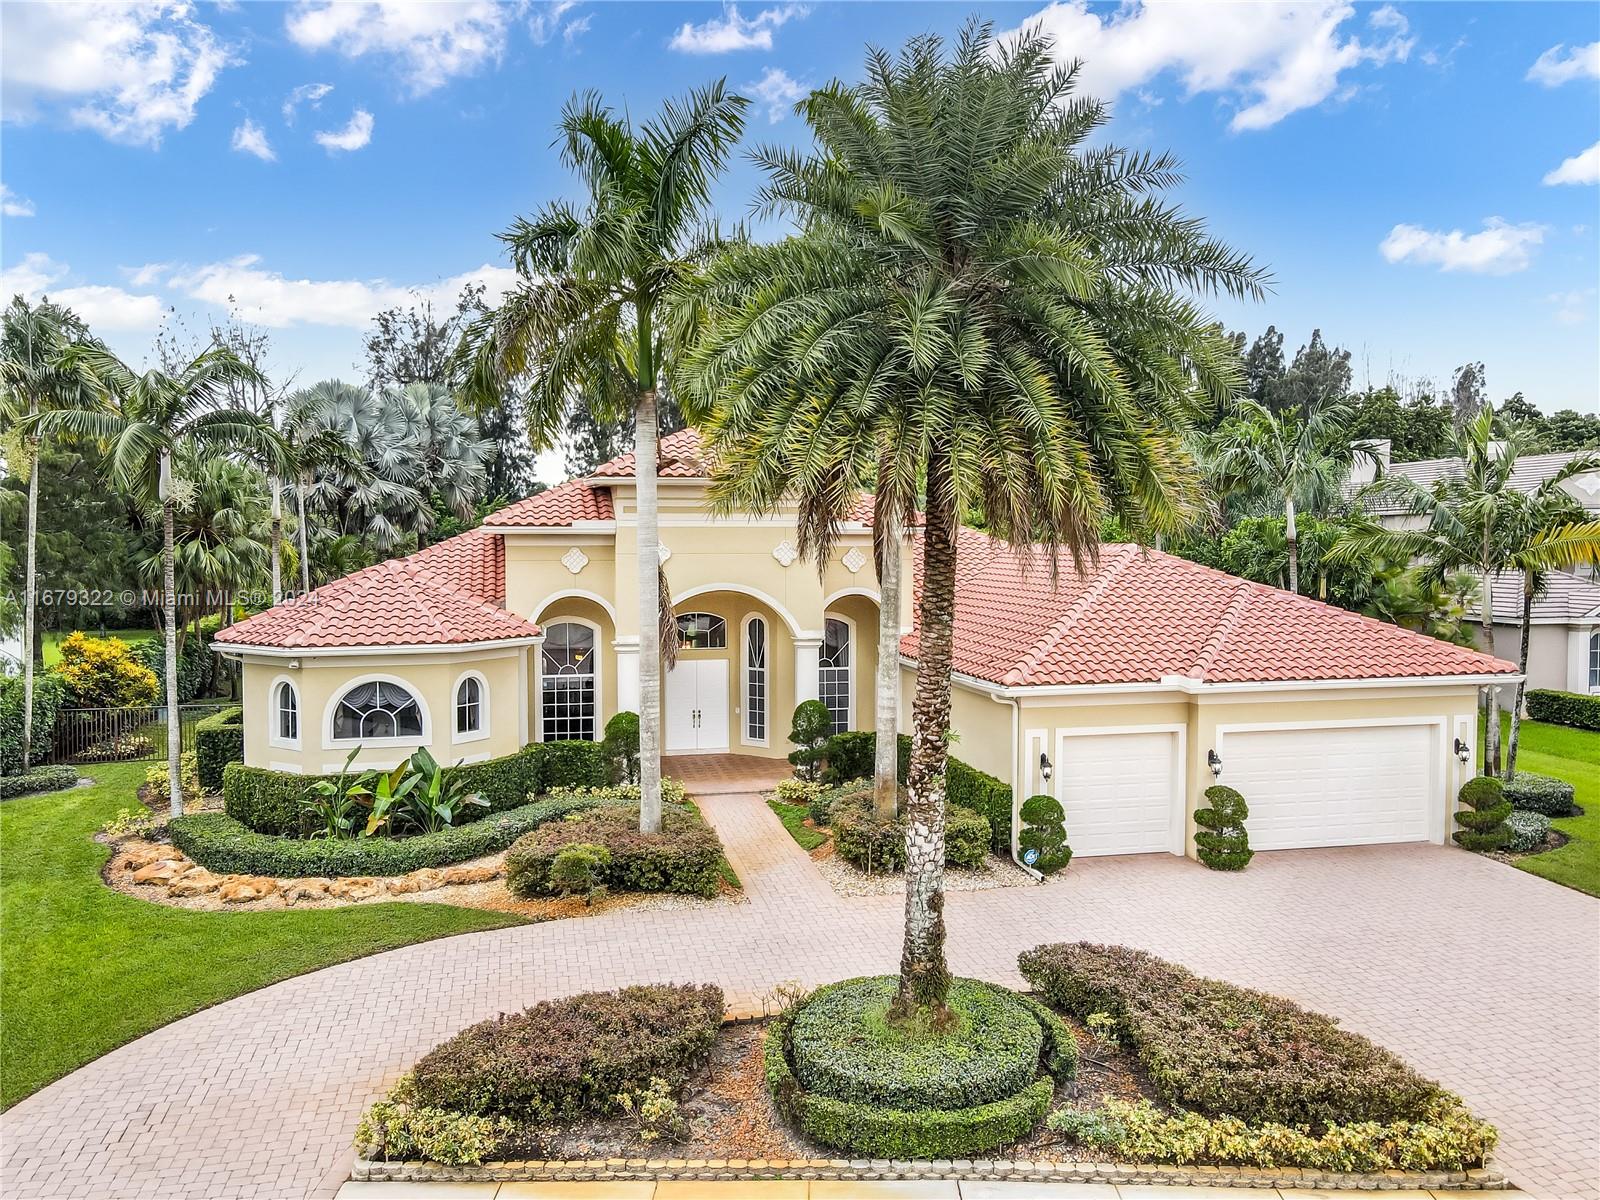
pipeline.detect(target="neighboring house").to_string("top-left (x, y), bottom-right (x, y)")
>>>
top-left (1478, 570), bottom-right (1600, 696)
top-left (215, 430), bottom-right (1518, 864)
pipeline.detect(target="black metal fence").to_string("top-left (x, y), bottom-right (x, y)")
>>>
top-left (48, 703), bottom-right (233, 766)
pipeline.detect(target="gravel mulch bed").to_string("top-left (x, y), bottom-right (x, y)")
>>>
top-left (809, 839), bottom-right (1037, 897)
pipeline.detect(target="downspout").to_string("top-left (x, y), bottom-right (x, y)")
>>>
top-left (994, 691), bottom-right (1044, 882)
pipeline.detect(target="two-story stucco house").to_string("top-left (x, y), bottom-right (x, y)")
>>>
top-left (215, 430), bottom-right (1519, 864)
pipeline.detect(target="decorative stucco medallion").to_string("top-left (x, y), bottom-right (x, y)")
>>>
top-left (842, 546), bottom-right (868, 575)
top-left (561, 546), bottom-right (590, 575)
top-left (772, 539), bottom-right (799, 567)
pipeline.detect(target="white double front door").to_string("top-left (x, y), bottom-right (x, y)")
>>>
top-left (665, 659), bottom-right (729, 753)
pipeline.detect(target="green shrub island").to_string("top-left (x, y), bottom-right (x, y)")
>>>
top-left (602, 710), bottom-right (641, 783)
top-left (0, 764), bottom-right (78, 800)
top-left (1505, 810), bottom-right (1552, 854)
top-left (764, 976), bottom-right (1074, 1158)
top-left (1017, 793), bottom-right (1071, 874)
top-left (0, 673), bottom-right (67, 775)
top-left (193, 706), bottom-right (243, 791)
top-left (787, 700), bottom-right (833, 780)
top-left (828, 790), bottom-right (990, 871)
top-left (505, 802), bottom-right (725, 899)
top-left (1525, 687), bottom-right (1600, 732)
top-left (1452, 775), bottom-right (1513, 852)
top-left (1193, 785), bottom-right (1254, 871)
top-left (1502, 770), bottom-right (1576, 817)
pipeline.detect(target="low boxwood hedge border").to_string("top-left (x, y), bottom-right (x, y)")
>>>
top-left (1525, 688), bottom-right (1600, 732)
top-left (764, 1006), bottom-right (1053, 1159)
top-left (0, 765), bottom-right (79, 800)
top-left (172, 791), bottom-right (632, 877)
top-left (194, 707), bottom-right (243, 791)
top-left (222, 740), bottom-right (609, 836)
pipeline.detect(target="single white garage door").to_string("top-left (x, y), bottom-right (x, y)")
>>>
top-left (1221, 725), bottom-right (1435, 851)
top-left (1058, 730), bottom-right (1179, 856)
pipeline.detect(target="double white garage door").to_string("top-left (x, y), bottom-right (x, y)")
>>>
top-left (1056, 724), bottom-right (1436, 857)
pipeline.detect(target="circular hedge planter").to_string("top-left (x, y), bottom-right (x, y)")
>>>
top-left (766, 976), bottom-right (1076, 1159)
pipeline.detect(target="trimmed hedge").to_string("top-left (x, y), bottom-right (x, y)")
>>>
top-left (504, 803), bottom-right (725, 899)
top-left (409, 984), bottom-right (724, 1121)
top-left (820, 730), bottom-right (1013, 853)
top-left (1506, 809), bottom-right (1552, 853)
top-left (764, 1004), bottom-right (1053, 1159)
top-left (1019, 942), bottom-right (1439, 1128)
top-left (221, 741), bottom-right (611, 836)
top-left (0, 673), bottom-right (68, 775)
top-left (1525, 688), bottom-right (1600, 732)
top-left (1017, 793), bottom-right (1071, 874)
top-left (1503, 770), bottom-right (1576, 817)
top-left (172, 791), bottom-right (632, 877)
top-left (194, 707), bottom-right (243, 792)
top-left (830, 792), bottom-right (991, 871)
top-left (1193, 785), bottom-right (1254, 871)
top-left (1453, 775), bottom-right (1512, 852)
top-left (0, 764), bottom-right (79, 800)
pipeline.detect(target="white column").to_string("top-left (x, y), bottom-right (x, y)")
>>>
top-left (794, 636), bottom-right (822, 705)
top-left (614, 637), bottom-right (641, 713)
top-left (1566, 626), bottom-right (1593, 693)
top-left (517, 644), bottom-right (532, 746)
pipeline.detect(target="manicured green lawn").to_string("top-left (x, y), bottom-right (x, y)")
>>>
top-left (0, 762), bottom-right (523, 1111)
top-left (40, 627), bottom-right (157, 666)
top-left (767, 798), bottom-right (829, 852)
top-left (1485, 714), bottom-right (1600, 897)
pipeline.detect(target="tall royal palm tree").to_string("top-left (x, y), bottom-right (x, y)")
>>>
top-left (27, 347), bottom-right (287, 816)
top-left (0, 298), bottom-right (93, 772)
top-left (680, 24), bottom-right (1261, 1018)
top-left (1204, 396), bottom-right (1373, 594)
top-left (457, 83), bottom-right (748, 836)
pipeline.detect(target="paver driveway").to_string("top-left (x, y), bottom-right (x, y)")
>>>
top-left (3, 767), bottom-right (1596, 1200)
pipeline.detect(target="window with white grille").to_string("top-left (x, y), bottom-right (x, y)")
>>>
top-left (542, 622), bottom-right (597, 741)
top-left (819, 617), bottom-right (851, 734)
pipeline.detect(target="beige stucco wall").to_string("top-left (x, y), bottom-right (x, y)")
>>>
top-left (1478, 621), bottom-right (1583, 696)
top-left (238, 646), bottom-right (530, 775)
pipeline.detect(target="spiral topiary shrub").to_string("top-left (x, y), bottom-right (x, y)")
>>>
top-left (1193, 785), bottom-right (1253, 871)
top-left (1017, 793), bottom-right (1071, 874)
top-left (1452, 775), bottom-right (1512, 852)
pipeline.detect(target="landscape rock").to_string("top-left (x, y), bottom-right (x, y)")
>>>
top-left (328, 876), bottom-right (387, 901)
top-left (132, 859), bottom-right (188, 885)
top-left (218, 876), bottom-right (278, 903)
top-left (438, 864), bottom-right (499, 886)
top-left (387, 868), bottom-right (444, 895)
top-left (169, 870), bottom-right (222, 898)
top-left (279, 878), bottom-right (332, 905)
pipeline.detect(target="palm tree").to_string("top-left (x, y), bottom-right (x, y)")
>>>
top-left (456, 83), bottom-right (748, 836)
top-left (0, 298), bottom-right (92, 771)
top-left (394, 381), bottom-right (494, 535)
top-left (26, 346), bottom-right (287, 816)
top-left (278, 381), bottom-right (368, 593)
top-left (1204, 396), bottom-right (1373, 594)
top-left (679, 24), bottom-right (1261, 1018)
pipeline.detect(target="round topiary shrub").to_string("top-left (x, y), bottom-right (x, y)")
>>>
top-left (829, 795), bottom-right (991, 872)
top-left (1505, 809), bottom-right (1552, 854)
top-left (1502, 771), bottom-right (1575, 817)
top-left (1453, 775), bottom-right (1512, 852)
top-left (1193, 785), bottom-right (1254, 871)
top-left (765, 975), bottom-right (1074, 1159)
top-left (1017, 794), bottom-right (1071, 874)
top-left (602, 711), bottom-right (640, 784)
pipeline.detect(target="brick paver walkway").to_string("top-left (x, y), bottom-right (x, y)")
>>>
top-left (3, 775), bottom-right (1595, 1200)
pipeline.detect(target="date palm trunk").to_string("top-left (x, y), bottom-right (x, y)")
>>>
top-left (21, 404), bottom-right (38, 772)
top-left (894, 448), bottom-right (955, 1022)
top-left (160, 448), bottom-right (182, 818)
top-left (873, 496), bottom-right (902, 820)
top-left (1505, 572), bottom-right (1535, 779)
top-left (636, 382), bottom-right (663, 836)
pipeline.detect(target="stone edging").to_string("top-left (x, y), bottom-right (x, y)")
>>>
top-left (352, 1155), bottom-right (1509, 1190)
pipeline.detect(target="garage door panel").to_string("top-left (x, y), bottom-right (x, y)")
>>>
top-left (1223, 725), bottom-right (1434, 851)
top-left (1059, 731), bottom-right (1178, 856)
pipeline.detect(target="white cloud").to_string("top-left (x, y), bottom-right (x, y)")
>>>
top-left (0, 253), bottom-right (166, 330)
top-left (746, 67), bottom-right (807, 123)
top-left (563, 14), bottom-right (593, 46)
top-left (230, 117), bottom-right (275, 161)
top-left (286, 1), bottom-right (509, 94)
top-left (282, 81), bottom-right (334, 123)
top-left (123, 263), bottom-right (170, 287)
top-left (0, 1), bottom-right (233, 147)
top-left (999, 1), bottom-right (1412, 132)
top-left (1543, 140), bottom-right (1600, 187)
top-left (669, 4), bottom-right (807, 54)
top-left (529, 1), bottom-right (585, 46)
top-left (1526, 42), bottom-right (1600, 87)
top-left (1379, 217), bottom-right (1545, 275)
top-left (163, 255), bottom-right (517, 328)
top-left (1547, 288), bottom-right (1596, 327)
top-left (314, 109), bottom-right (374, 153)
top-left (1, 184), bottom-right (36, 218)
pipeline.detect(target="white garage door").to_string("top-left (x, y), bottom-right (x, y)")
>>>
top-left (1058, 730), bottom-right (1179, 856)
top-left (1222, 725), bottom-right (1435, 851)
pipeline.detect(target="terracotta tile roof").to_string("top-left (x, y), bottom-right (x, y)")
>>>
top-left (900, 529), bottom-right (1518, 688)
top-left (481, 478), bottom-right (616, 527)
top-left (591, 428), bottom-right (709, 478)
top-left (214, 528), bottom-right (538, 650)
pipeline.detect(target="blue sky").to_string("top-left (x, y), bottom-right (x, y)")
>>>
top-left (3, 1), bottom-right (1596, 483)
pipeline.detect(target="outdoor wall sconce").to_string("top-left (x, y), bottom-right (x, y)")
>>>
top-left (1454, 737), bottom-right (1471, 766)
top-left (1039, 751), bottom-right (1053, 784)
top-left (1207, 749), bottom-right (1223, 778)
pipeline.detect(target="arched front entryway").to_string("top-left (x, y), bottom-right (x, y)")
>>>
top-left (660, 589), bottom-right (798, 758)
top-left (822, 592), bottom-right (882, 735)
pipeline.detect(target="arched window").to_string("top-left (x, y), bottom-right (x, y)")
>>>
top-left (744, 616), bottom-right (767, 744)
top-left (676, 612), bottom-right (727, 649)
top-left (273, 680), bottom-right (299, 745)
top-left (1590, 630), bottom-right (1599, 691)
top-left (542, 621), bottom-right (597, 741)
top-left (455, 676), bottom-right (483, 735)
top-left (333, 680), bottom-right (423, 741)
top-left (819, 617), bottom-right (852, 734)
